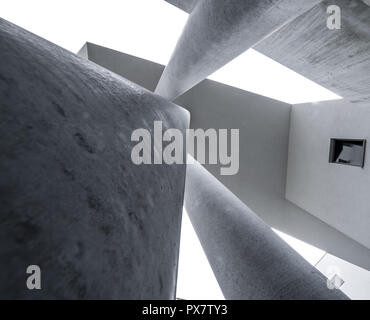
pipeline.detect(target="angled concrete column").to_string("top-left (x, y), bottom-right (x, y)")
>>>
top-left (0, 18), bottom-right (189, 299)
top-left (156, 0), bottom-right (322, 100)
top-left (184, 160), bottom-right (348, 299)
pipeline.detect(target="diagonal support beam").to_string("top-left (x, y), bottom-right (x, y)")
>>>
top-left (184, 159), bottom-right (348, 299)
top-left (156, 0), bottom-right (322, 100)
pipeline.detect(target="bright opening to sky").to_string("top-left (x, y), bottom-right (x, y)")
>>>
top-left (0, 0), bottom-right (188, 65)
top-left (209, 49), bottom-right (342, 104)
top-left (1, 0), bottom-right (341, 105)
top-left (177, 209), bottom-right (224, 300)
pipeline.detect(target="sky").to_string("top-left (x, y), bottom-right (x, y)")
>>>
top-left (177, 209), bottom-right (224, 300)
top-left (0, 0), bottom-right (188, 64)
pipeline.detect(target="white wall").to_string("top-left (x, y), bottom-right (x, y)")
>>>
top-left (176, 79), bottom-right (291, 201)
top-left (286, 100), bottom-right (370, 249)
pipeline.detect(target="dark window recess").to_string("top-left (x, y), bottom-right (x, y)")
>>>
top-left (329, 139), bottom-right (366, 168)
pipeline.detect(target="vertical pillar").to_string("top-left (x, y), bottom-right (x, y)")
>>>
top-left (0, 18), bottom-right (188, 299)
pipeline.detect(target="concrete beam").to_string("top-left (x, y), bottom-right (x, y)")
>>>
top-left (184, 159), bottom-right (348, 299)
top-left (155, 0), bottom-right (322, 100)
top-left (255, 0), bottom-right (370, 103)
top-left (166, 0), bottom-right (370, 103)
top-left (0, 18), bottom-right (189, 299)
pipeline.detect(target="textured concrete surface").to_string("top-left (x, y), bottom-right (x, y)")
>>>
top-left (80, 42), bottom-right (370, 272)
top-left (156, 0), bottom-right (322, 100)
top-left (255, 0), bottom-right (370, 103)
top-left (0, 18), bottom-right (189, 299)
top-left (185, 159), bottom-right (348, 299)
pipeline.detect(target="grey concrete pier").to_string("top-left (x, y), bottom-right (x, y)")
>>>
top-left (0, 18), bottom-right (189, 299)
top-left (156, 0), bottom-right (322, 100)
top-left (184, 159), bottom-right (348, 299)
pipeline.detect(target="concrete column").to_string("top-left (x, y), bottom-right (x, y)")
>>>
top-left (184, 160), bottom-right (348, 299)
top-left (156, 0), bottom-right (322, 100)
top-left (0, 18), bottom-right (189, 299)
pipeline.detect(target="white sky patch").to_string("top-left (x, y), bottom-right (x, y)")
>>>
top-left (177, 209), bottom-right (224, 300)
top-left (0, 0), bottom-right (188, 65)
top-left (209, 49), bottom-right (342, 105)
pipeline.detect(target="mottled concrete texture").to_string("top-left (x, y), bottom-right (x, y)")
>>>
top-left (255, 0), bottom-right (370, 103)
top-left (185, 160), bottom-right (348, 300)
top-left (156, 0), bottom-right (322, 100)
top-left (0, 18), bottom-right (189, 299)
